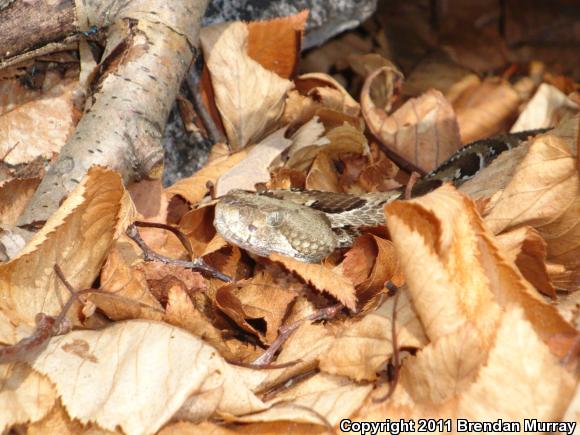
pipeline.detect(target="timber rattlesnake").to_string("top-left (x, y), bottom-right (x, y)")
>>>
top-left (214, 129), bottom-right (548, 263)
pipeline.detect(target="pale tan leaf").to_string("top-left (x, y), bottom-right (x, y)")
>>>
top-left (0, 70), bottom-right (79, 165)
top-left (495, 226), bottom-right (556, 298)
top-left (0, 363), bottom-right (57, 432)
top-left (237, 373), bottom-right (371, 427)
top-left (458, 308), bottom-right (576, 419)
top-left (362, 67), bottom-right (461, 173)
top-left (511, 83), bottom-right (579, 132)
top-left (0, 177), bottom-right (40, 225)
top-left (270, 254), bottom-right (357, 311)
top-left (0, 167), bottom-right (133, 325)
top-left (305, 151), bottom-right (340, 192)
top-left (453, 77), bottom-right (521, 143)
top-left (319, 292), bottom-right (427, 381)
top-left (483, 135), bottom-right (579, 263)
top-left (166, 148), bottom-right (248, 205)
top-left (562, 384), bottom-right (580, 427)
top-left (200, 22), bottom-right (293, 150)
top-left (30, 321), bottom-right (268, 435)
top-left (384, 185), bottom-right (575, 348)
top-left (538, 194), bottom-right (580, 269)
top-left (295, 73), bottom-right (360, 117)
top-left (359, 309), bottom-right (576, 421)
top-left (27, 401), bottom-right (96, 435)
top-left (287, 122), bottom-right (367, 172)
top-left (400, 323), bottom-right (486, 405)
top-left (216, 127), bottom-right (292, 196)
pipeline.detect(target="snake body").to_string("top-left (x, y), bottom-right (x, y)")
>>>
top-left (214, 129), bottom-right (548, 262)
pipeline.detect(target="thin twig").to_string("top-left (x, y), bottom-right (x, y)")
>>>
top-left (253, 304), bottom-right (343, 366)
top-left (373, 285), bottom-right (401, 403)
top-left (134, 220), bottom-right (194, 258)
top-left (0, 264), bottom-right (78, 364)
top-left (185, 62), bottom-right (225, 144)
top-left (126, 223), bottom-right (232, 282)
top-left (227, 358), bottom-right (302, 370)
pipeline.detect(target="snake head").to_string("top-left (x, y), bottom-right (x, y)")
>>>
top-left (214, 190), bottom-right (338, 263)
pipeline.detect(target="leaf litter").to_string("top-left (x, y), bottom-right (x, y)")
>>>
top-left (0, 7), bottom-right (579, 435)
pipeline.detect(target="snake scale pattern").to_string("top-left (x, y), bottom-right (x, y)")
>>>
top-left (214, 129), bottom-right (548, 263)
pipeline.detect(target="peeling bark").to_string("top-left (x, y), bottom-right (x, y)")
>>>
top-left (15, 0), bottom-right (209, 226)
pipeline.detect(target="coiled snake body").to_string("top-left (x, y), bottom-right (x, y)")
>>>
top-left (214, 130), bottom-right (547, 263)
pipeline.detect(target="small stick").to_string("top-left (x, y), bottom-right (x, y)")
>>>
top-left (133, 221), bottom-right (194, 258)
top-left (253, 303), bottom-right (343, 366)
top-left (126, 224), bottom-right (232, 282)
top-left (0, 264), bottom-right (78, 364)
top-left (227, 358), bottom-right (302, 370)
top-left (185, 63), bottom-right (225, 144)
top-left (373, 284), bottom-right (401, 403)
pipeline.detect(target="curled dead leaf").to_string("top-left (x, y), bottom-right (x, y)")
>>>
top-left (362, 66), bottom-right (461, 173)
top-left (200, 22), bottom-right (293, 150)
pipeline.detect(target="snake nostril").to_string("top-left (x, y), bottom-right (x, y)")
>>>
top-left (248, 224), bottom-right (257, 232)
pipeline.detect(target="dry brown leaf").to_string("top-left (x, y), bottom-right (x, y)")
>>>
top-left (216, 127), bottom-right (292, 196)
top-left (0, 177), bottom-right (40, 225)
top-left (453, 77), bottom-right (521, 143)
top-left (269, 167), bottom-right (307, 190)
top-left (200, 22), bottom-right (293, 150)
top-left (287, 122), bottom-right (367, 172)
top-left (305, 151), bottom-right (340, 192)
top-left (385, 185), bottom-right (576, 349)
top-left (164, 284), bottom-right (228, 356)
top-left (342, 234), bottom-right (404, 309)
top-left (283, 116), bottom-right (329, 171)
top-left (30, 321), bottom-right (268, 434)
top-left (0, 69), bottom-right (79, 165)
top-left (356, 150), bottom-right (400, 192)
top-left (247, 11), bottom-right (308, 79)
top-left (495, 226), bottom-right (556, 298)
top-left (295, 73), bottom-right (360, 117)
top-left (483, 134), bottom-right (579, 267)
top-left (0, 167), bottom-right (133, 325)
top-left (356, 309), bottom-right (575, 422)
top-left (0, 363), bottom-right (57, 432)
top-left (26, 401), bottom-right (96, 435)
top-left (511, 83), bottom-right (579, 132)
top-left (216, 275), bottom-right (296, 344)
top-left (319, 292), bottom-right (427, 381)
top-left (236, 373), bottom-right (371, 427)
top-left (178, 206), bottom-right (217, 257)
top-left (269, 254), bottom-right (357, 311)
top-left (399, 322), bottom-right (486, 405)
top-left (257, 303), bottom-right (336, 393)
top-left (347, 53), bottom-right (395, 79)
top-left (166, 148), bottom-right (248, 205)
top-left (402, 53), bottom-right (477, 99)
top-left (96, 237), bottom-right (164, 321)
top-left (362, 67), bottom-right (461, 173)
top-left (457, 308), bottom-right (576, 419)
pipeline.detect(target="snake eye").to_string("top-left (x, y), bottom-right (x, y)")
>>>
top-left (266, 211), bottom-right (284, 227)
